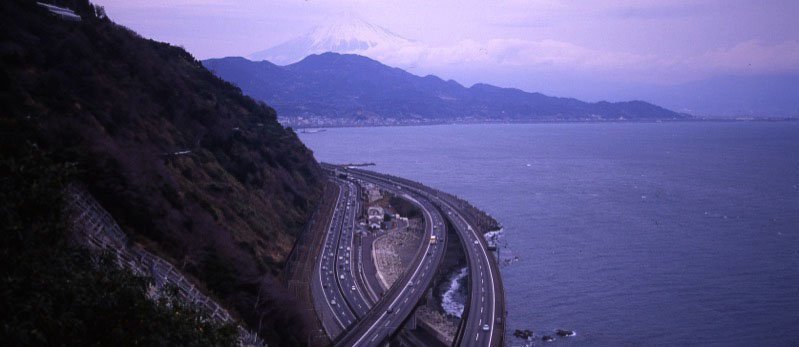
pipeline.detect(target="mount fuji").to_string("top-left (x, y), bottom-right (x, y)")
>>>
top-left (250, 14), bottom-right (415, 65)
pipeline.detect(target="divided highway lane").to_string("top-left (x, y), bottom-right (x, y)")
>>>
top-left (441, 204), bottom-right (500, 347)
top-left (345, 180), bottom-right (381, 305)
top-left (341, 167), bottom-right (505, 347)
top-left (315, 179), bottom-right (357, 336)
top-left (330, 167), bottom-right (447, 347)
top-left (335, 179), bottom-right (372, 317)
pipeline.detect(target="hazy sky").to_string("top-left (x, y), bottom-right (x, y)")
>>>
top-left (95, 0), bottom-right (799, 102)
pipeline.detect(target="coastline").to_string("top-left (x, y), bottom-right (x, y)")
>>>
top-left (287, 117), bottom-right (798, 130)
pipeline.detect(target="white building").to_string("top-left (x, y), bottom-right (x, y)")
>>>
top-left (367, 206), bottom-right (384, 229)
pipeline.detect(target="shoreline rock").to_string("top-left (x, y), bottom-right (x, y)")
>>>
top-left (556, 329), bottom-right (575, 337)
top-left (513, 328), bottom-right (534, 339)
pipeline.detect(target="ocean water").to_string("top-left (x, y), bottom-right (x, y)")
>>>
top-left (298, 122), bottom-right (799, 346)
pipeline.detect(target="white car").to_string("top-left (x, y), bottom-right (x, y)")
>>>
top-left (482, 324), bottom-right (490, 331)
top-left (473, 240), bottom-right (479, 245)
top-left (351, 285), bottom-right (356, 291)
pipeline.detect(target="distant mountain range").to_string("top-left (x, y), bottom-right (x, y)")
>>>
top-left (203, 53), bottom-right (690, 127)
top-left (247, 15), bottom-right (798, 119)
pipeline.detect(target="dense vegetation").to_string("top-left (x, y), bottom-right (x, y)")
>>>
top-left (1, 0), bottom-right (324, 344)
top-left (204, 53), bottom-right (691, 124)
top-left (0, 142), bottom-right (238, 346)
top-left (389, 196), bottom-right (422, 219)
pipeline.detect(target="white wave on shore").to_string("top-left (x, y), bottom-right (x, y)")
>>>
top-left (442, 266), bottom-right (468, 318)
top-left (485, 228), bottom-right (503, 241)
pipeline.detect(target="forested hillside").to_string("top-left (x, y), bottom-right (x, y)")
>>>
top-left (1, 0), bottom-right (323, 344)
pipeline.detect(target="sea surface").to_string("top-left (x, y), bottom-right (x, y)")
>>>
top-left (298, 122), bottom-right (799, 346)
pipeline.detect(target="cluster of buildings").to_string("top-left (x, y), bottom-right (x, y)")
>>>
top-left (279, 115), bottom-right (441, 128)
top-left (367, 206), bottom-right (384, 229)
top-left (361, 183), bottom-right (408, 232)
top-left (365, 183), bottom-right (385, 229)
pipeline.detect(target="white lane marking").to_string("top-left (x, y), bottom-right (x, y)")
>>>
top-left (455, 208), bottom-right (498, 346)
top-left (345, 182), bottom-right (372, 309)
top-left (350, 177), bottom-right (437, 347)
top-left (317, 181), bottom-right (347, 329)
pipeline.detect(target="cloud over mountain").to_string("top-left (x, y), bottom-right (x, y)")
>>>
top-left (250, 15), bottom-right (799, 85)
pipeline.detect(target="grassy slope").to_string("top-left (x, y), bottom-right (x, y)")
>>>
top-left (1, 1), bottom-right (323, 344)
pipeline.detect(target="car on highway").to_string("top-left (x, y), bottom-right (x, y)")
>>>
top-left (331, 299), bottom-right (336, 305)
top-left (474, 240), bottom-right (479, 245)
top-left (482, 324), bottom-right (490, 331)
top-left (351, 285), bottom-right (356, 291)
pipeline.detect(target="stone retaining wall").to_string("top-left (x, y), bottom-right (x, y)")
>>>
top-left (416, 305), bottom-right (456, 344)
top-left (63, 184), bottom-right (264, 347)
top-left (372, 225), bottom-right (420, 289)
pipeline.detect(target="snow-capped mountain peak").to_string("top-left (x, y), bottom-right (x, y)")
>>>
top-left (249, 14), bottom-right (413, 65)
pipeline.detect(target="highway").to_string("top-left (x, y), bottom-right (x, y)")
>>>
top-left (326, 166), bottom-right (448, 347)
top-left (315, 179), bottom-right (357, 334)
top-left (314, 177), bottom-right (377, 338)
top-left (440, 201), bottom-right (501, 347)
top-left (334, 179), bottom-right (373, 317)
top-left (338, 166), bottom-right (506, 347)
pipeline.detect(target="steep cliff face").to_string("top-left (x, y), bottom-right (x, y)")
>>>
top-left (1, 0), bottom-right (323, 344)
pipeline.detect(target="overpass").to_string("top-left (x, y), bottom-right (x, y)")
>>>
top-left (316, 164), bottom-right (505, 347)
